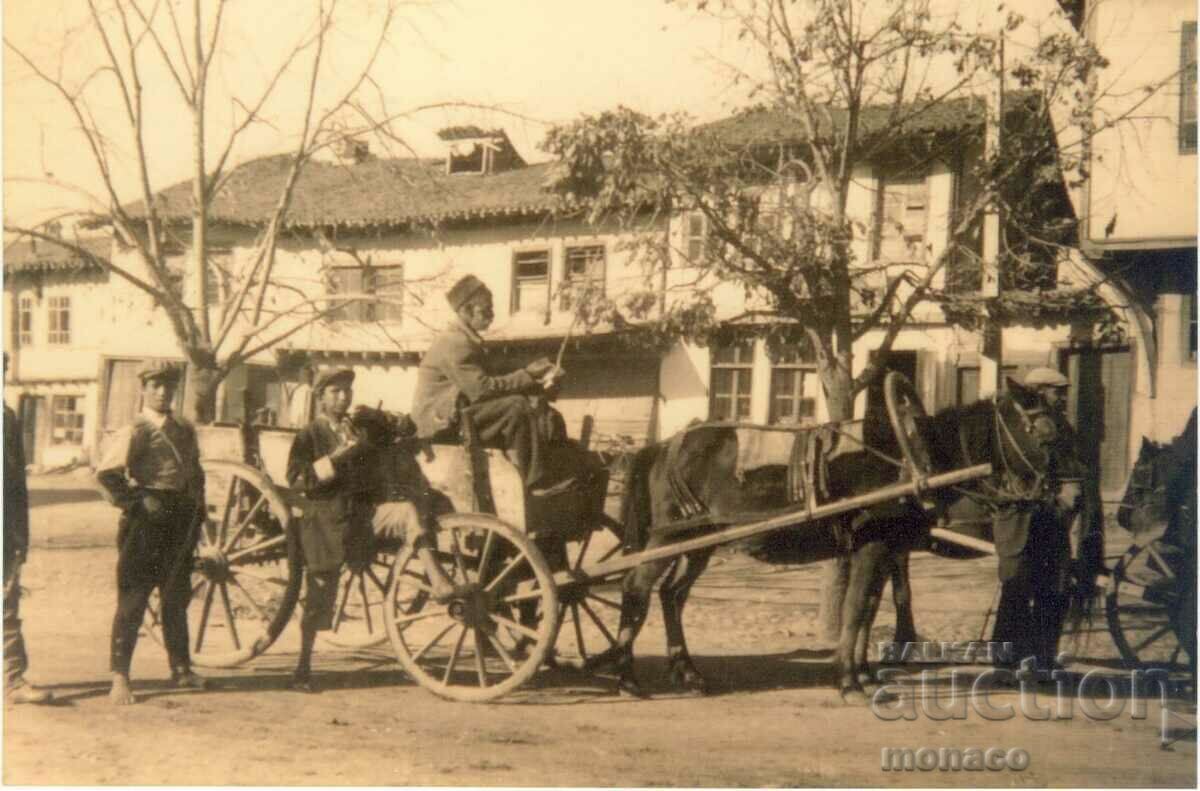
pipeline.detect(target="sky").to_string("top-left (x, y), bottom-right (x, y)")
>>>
top-left (2, 0), bottom-right (1076, 228)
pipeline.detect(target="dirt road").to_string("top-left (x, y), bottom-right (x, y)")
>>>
top-left (3, 473), bottom-right (1195, 786)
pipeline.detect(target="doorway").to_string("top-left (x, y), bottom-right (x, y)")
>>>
top-left (1060, 347), bottom-right (1133, 496)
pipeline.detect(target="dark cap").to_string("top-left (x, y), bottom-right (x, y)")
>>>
top-left (314, 367), bottom-right (355, 394)
top-left (446, 274), bottom-right (490, 312)
top-left (137, 360), bottom-right (183, 384)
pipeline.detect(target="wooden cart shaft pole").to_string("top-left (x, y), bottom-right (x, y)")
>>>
top-left (555, 463), bottom-right (993, 588)
top-left (929, 526), bottom-right (997, 555)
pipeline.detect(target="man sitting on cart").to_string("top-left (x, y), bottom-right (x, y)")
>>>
top-left (284, 367), bottom-right (456, 692)
top-left (412, 274), bottom-right (565, 493)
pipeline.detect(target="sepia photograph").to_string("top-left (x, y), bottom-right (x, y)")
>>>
top-left (1, 0), bottom-right (1197, 785)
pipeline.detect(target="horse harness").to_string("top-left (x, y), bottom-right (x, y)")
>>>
top-left (957, 395), bottom-right (1070, 509)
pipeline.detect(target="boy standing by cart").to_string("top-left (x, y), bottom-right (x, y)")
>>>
top-left (285, 368), bottom-right (454, 692)
top-left (95, 361), bottom-right (208, 705)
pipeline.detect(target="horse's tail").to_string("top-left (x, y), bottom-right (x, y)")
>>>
top-left (620, 443), bottom-right (661, 553)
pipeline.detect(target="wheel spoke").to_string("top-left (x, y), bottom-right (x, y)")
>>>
top-left (358, 572), bottom-right (375, 635)
top-left (1146, 545), bottom-right (1176, 580)
top-left (472, 628), bottom-right (489, 688)
top-left (443, 626), bottom-right (468, 684)
top-left (227, 574), bottom-right (271, 623)
top-left (1171, 643), bottom-right (1183, 665)
top-left (485, 552), bottom-right (528, 593)
top-left (490, 612), bottom-right (539, 642)
top-left (400, 569), bottom-right (434, 594)
top-left (218, 582), bottom-right (241, 650)
top-left (1132, 624), bottom-right (1173, 655)
top-left (226, 534), bottom-right (286, 563)
top-left (571, 603), bottom-right (587, 660)
top-left (573, 532), bottom-right (592, 569)
top-left (502, 586), bottom-right (546, 604)
top-left (219, 475), bottom-right (238, 547)
top-left (586, 592), bottom-right (622, 611)
top-left (332, 572), bottom-right (356, 632)
top-left (579, 599), bottom-right (616, 645)
top-left (365, 564), bottom-right (391, 595)
top-left (223, 494), bottom-right (267, 552)
top-left (450, 530), bottom-right (472, 584)
top-left (486, 632), bottom-right (518, 672)
top-left (394, 608), bottom-right (449, 628)
top-left (411, 622), bottom-right (456, 662)
top-left (194, 582), bottom-right (216, 654)
top-left (477, 529), bottom-right (496, 581)
top-left (597, 541), bottom-right (623, 563)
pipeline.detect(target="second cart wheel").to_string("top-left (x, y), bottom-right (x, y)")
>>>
top-left (549, 524), bottom-right (626, 670)
top-left (1105, 539), bottom-right (1190, 670)
top-left (884, 371), bottom-right (933, 477)
top-left (144, 460), bottom-right (301, 668)
top-left (385, 513), bottom-right (559, 702)
top-left (322, 543), bottom-right (400, 649)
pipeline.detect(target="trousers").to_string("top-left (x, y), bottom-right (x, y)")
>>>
top-left (110, 490), bottom-right (199, 675)
top-left (446, 395), bottom-right (544, 486)
top-left (4, 563), bottom-right (27, 690)
top-left (991, 502), bottom-right (1070, 668)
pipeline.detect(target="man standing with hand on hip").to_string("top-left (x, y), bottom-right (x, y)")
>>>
top-left (95, 360), bottom-right (209, 705)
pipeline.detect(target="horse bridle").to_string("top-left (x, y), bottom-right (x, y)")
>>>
top-left (956, 395), bottom-right (1052, 507)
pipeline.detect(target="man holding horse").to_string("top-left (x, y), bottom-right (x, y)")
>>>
top-left (991, 366), bottom-right (1085, 676)
top-left (412, 274), bottom-right (564, 492)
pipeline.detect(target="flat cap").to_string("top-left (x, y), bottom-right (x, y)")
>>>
top-left (446, 274), bottom-right (490, 312)
top-left (137, 360), bottom-right (183, 384)
top-left (1024, 367), bottom-right (1069, 388)
top-left (314, 367), bottom-right (355, 393)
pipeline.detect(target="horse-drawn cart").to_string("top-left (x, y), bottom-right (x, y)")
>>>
top-left (139, 373), bottom-right (992, 701)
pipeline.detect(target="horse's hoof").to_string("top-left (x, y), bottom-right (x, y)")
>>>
top-left (671, 670), bottom-right (710, 696)
top-left (617, 677), bottom-right (650, 699)
top-left (839, 687), bottom-right (871, 706)
top-left (856, 673), bottom-right (879, 692)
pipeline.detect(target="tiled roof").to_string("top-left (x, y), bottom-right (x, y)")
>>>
top-left (131, 155), bottom-right (563, 230)
top-left (3, 237), bottom-right (110, 274)
top-left (703, 93), bottom-right (1037, 147)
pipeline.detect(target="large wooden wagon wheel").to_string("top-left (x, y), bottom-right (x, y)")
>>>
top-left (144, 460), bottom-right (301, 668)
top-left (321, 541), bottom-right (401, 649)
top-left (385, 513), bottom-right (559, 702)
top-left (547, 517), bottom-right (626, 670)
top-left (1105, 539), bottom-right (1191, 670)
top-left (884, 371), bottom-right (933, 477)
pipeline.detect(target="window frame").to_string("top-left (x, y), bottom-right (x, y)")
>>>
top-left (1181, 21), bottom-right (1197, 155)
top-left (874, 173), bottom-right (930, 263)
top-left (561, 244), bottom-right (606, 307)
top-left (324, 264), bottom-right (405, 323)
top-left (685, 211), bottom-right (707, 261)
top-left (1185, 292), bottom-right (1197, 363)
top-left (768, 346), bottom-right (818, 425)
top-left (511, 248), bottom-right (552, 315)
top-left (50, 394), bottom-right (85, 446)
top-left (47, 295), bottom-right (70, 345)
top-left (17, 296), bottom-right (33, 347)
top-left (709, 341), bottom-right (755, 422)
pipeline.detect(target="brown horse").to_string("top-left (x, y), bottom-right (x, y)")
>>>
top-left (594, 379), bottom-right (1080, 702)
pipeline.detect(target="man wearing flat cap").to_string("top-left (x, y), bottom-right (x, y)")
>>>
top-left (991, 366), bottom-right (1086, 677)
top-left (413, 274), bottom-right (561, 489)
top-left (95, 360), bottom-right (208, 705)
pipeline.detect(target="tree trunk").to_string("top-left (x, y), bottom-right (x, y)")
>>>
top-left (187, 363), bottom-right (221, 425)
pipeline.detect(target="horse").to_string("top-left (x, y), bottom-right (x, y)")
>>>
top-left (594, 377), bottom-right (1090, 702)
top-left (1116, 408), bottom-right (1196, 679)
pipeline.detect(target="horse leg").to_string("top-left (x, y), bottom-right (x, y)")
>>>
top-left (660, 548), bottom-right (714, 695)
top-left (837, 541), bottom-right (888, 704)
top-left (890, 548), bottom-right (918, 646)
top-left (855, 548), bottom-right (895, 690)
top-left (586, 556), bottom-right (671, 698)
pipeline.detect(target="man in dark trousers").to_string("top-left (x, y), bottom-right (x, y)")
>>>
top-left (991, 367), bottom-right (1084, 676)
top-left (412, 274), bottom-right (560, 489)
top-left (95, 360), bottom-right (208, 705)
top-left (286, 368), bottom-right (454, 692)
top-left (4, 354), bottom-right (52, 705)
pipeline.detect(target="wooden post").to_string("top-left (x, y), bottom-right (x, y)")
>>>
top-left (980, 33), bottom-right (1005, 398)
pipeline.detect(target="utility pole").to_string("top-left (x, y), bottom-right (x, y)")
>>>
top-left (979, 33), bottom-right (1005, 397)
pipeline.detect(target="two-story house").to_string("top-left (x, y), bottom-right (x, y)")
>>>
top-left (1059, 0), bottom-right (1197, 464)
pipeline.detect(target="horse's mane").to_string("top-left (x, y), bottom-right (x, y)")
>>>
top-left (920, 398), bottom-right (997, 474)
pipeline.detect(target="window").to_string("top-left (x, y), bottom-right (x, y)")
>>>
top-left (561, 245), bottom-right (606, 307)
top-left (50, 395), bottom-right (85, 445)
top-left (769, 346), bottom-right (818, 425)
top-left (512, 250), bottom-right (550, 314)
top-left (1181, 22), bottom-right (1197, 154)
top-left (709, 342), bottom-right (754, 421)
top-left (47, 296), bottom-right (70, 344)
top-left (685, 212), bottom-right (707, 261)
top-left (1186, 293), bottom-right (1197, 362)
top-left (876, 176), bottom-right (928, 261)
top-left (325, 265), bottom-right (404, 322)
top-left (17, 296), bottom-right (33, 347)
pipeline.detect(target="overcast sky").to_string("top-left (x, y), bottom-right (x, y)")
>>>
top-left (3, 0), bottom-right (1074, 228)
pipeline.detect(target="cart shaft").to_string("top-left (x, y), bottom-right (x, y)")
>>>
top-left (557, 463), bottom-right (992, 587)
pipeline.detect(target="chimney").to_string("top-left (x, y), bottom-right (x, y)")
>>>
top-left (335, 137), bottom-right (370, 165)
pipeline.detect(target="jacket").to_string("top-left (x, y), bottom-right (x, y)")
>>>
top-left (286, 414), bottom-right (373, 572)
top-left (4, 406), bottom-right (29, 571)
top-left (411, 320), bottom-right (536, 438)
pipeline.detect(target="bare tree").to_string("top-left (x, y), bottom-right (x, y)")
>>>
top-left (4, 0), bottom-right (406, 421)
